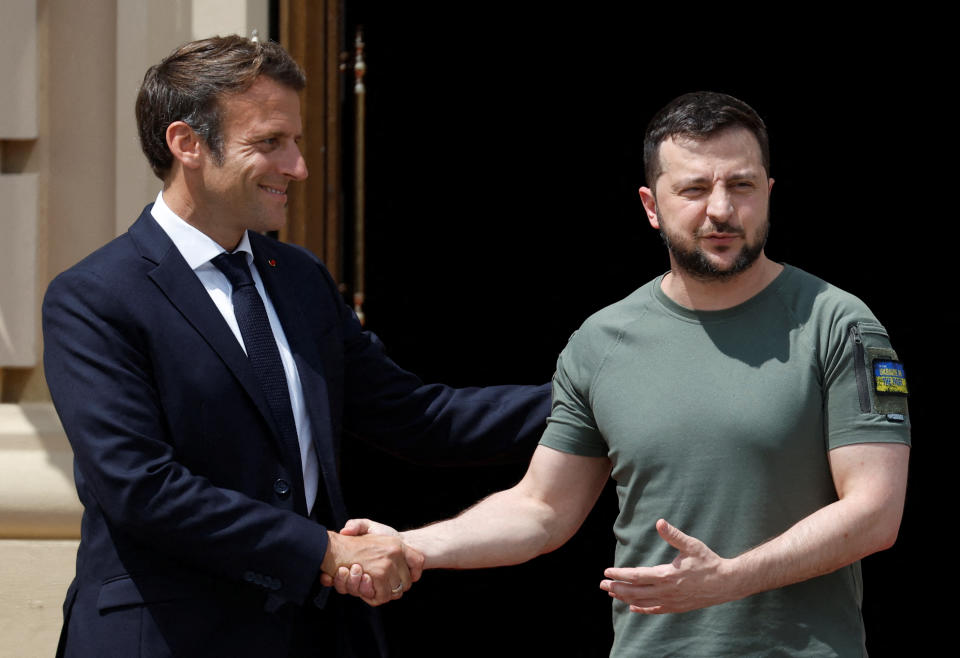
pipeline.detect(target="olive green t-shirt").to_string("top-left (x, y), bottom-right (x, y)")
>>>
top-left (541, 265), bottom-right (910, 657)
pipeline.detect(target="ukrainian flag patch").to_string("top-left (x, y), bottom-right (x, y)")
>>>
top-left (873, 359), bottom-right (908, 395)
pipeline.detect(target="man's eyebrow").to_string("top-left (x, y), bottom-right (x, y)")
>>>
top-left (671, 176), bottom-right (711, 188)
top-left (250, 129), bottom-right (301, 141)
top-left (726, 168), bottom-right (763, 180)
top-left (671, 170), bottom-right (762, 186)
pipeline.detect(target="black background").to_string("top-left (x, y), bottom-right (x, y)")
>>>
top-left (334, 4), bottom-right (943, 656)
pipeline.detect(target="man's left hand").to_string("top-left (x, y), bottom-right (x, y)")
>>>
top-left (600, 518), bottom-right (736, 614)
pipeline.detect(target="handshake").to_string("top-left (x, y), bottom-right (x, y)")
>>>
top-left (320, 519), bottom-right (421, 607)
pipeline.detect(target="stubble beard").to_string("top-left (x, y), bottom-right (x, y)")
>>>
top-left (658, 211), bottom-right (769, 281)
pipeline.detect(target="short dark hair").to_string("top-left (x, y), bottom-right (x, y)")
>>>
top-left (136, 35), bottom-right (306, 180)
top-left (643, 91), bottom-right (770, 186)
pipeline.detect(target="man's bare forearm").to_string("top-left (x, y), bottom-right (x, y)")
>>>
top-left (404, 446), bottom-right (611, 570)
top-left (726, 442), bottom-right (908, 600)
top-left (402, 489), bottom-right (557, 569)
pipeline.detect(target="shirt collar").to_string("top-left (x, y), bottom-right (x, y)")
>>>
top-left (150, 191), bottom-right (253, 269)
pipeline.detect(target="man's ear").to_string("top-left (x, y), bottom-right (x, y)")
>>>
top-left (638, 187), bottom-right (660, 229)
top-left (166, 121), bottom-right (203, 170)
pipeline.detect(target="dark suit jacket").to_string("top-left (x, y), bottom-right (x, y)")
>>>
top-left (42, 206), bottom-right (550, 657)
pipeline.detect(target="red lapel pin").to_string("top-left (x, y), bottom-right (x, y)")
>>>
top-left (268, 259), bottom-right (277, 267)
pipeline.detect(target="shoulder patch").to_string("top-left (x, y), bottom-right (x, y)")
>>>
top-left (873, 359), bottom-right (908, 396)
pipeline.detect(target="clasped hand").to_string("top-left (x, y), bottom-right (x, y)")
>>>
top-left (599, 518), bottom-right (736, 614)
top-left (320, 521), bottom-right (422, 606)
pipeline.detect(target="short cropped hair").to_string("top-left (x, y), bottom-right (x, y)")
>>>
top-left (136, 35), bottom-right (306, 180)
top-left (643, 91), bottom-right (770, 186)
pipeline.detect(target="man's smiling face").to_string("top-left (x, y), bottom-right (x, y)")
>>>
top-left (196, 75), bottom-right (308, 245)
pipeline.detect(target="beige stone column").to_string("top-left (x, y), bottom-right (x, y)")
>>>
top-left (1, 0), bottom-right (40, 379)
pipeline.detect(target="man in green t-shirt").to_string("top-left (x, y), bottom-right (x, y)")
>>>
top-left (329, 92), bottom-right (911, 656)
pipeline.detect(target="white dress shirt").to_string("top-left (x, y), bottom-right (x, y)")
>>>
top-left (150, 191), bottom-right (320, 514)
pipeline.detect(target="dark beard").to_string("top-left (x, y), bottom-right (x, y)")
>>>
top-left (659, 216), bottom-right (769, 281)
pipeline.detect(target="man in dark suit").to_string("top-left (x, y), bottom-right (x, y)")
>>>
top-left (42, 36), bottom-right (549, 657)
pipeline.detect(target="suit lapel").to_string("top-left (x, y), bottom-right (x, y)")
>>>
top-left (128, 210), bottom-right (284, 448)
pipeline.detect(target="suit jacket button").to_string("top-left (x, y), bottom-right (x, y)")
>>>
top-left (273, 478), bottom-right (291, 498)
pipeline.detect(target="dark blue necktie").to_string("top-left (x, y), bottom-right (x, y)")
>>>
top-left (212, 252), bottom-right (304, 503)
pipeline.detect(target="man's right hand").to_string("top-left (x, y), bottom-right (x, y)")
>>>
top-left (319, 520), bottom-right (424, 601)
top-left (320, 530), bottom-right (421, 606)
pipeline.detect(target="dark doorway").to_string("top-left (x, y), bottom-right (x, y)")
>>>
top-left (338, 5), bottom-right (937, 656)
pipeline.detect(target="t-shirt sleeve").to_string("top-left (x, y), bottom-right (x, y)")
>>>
top-left (539, 330), bottom-right (610, 458)
top-left (823, 313), bottom-right (911, 450)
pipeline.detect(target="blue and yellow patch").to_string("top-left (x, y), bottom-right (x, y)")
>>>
top-left (873, 359), bottom-right (908, 395)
